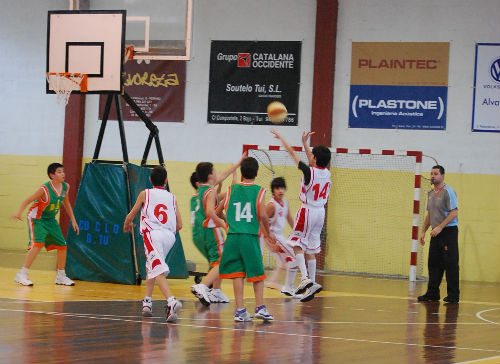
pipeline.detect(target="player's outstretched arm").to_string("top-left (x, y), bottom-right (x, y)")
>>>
top-left (206, 188), bottom-right (226, 229)
top-left (214, 151), bottom-right (247, 186)
top-left (259, 190), bottom-right (279, 252)
top-left (270, 128), bottom-right (301, 165)
top-left (302, 131), bottom-right (315, 166)
top-left (124, 191), bottom-right (145, 232)
top-left (10, 188), bottom-right (45, 220)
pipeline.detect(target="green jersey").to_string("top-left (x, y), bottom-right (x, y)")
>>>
top-left (190, 192), bottom-right (201, 242)
top-left (224, 182), bottom-right (265, 235)
top-left (27, 181), bottom-right (68, 220)
top-left (190, 193), bottom-right (200, 227)
top-left (194, 184), bottom-right (219, 228)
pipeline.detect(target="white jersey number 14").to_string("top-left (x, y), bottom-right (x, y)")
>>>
top-left (233, 202), bottom-right (253, 222)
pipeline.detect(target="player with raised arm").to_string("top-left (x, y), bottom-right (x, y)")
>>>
top-left (124, 166), bottom-right (183, 322)
top-left (190, 154), bottom-right (246, 305)
top-left (271, 129), bottom-right (332, 302)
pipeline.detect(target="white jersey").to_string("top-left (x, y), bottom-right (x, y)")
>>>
top-left (140, 187), bottom-right (177, 234)
top-left (269, 197), bottom-right (289, 235)
top-left (299, 166), bottom-right (331, 208)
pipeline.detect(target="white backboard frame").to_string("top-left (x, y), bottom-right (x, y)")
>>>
top-left (46, 10), bottom-right (126, 94)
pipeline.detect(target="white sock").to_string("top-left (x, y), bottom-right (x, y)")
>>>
top-left (57, 269), bottom-right (66, 275)
top-left (295, 253), bottom-right (308, 279)
top-left (144, 296), bottom-right (152, 302)
top-left (307, 259), bottom-right (317, 282)
top-left (285, 268), bottom-right (297, 288)
top-left (167, 296), bottom-right (176, 304)
top-left (268, 267), bottom-right (282, 284)
top-left (21, 267), bottom-right (29, 274)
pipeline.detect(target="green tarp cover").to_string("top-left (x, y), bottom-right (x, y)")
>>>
top-left (67, 163), bottom-right (188, 284)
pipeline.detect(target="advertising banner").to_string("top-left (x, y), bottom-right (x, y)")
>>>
top-left (208, 41), bottom-right (301, 126)
top-left (349, 42), bottom-right (449, 130)
top-left (472, 43), bottom-right (500, 132)
top-left (98, 60), bottom-right (185, 122)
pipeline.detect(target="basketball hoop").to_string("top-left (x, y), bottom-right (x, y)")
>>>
top-left (46, 72), bottom-right (88, 105)
top-left (124, 45), bottom-right (135, 64)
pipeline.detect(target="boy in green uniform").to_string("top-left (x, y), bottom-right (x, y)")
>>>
top-left (190, 156), bottom-right (243, 305)
top-left (11, 163), bottom-right (80, 286)
top-left (218, 157), bottom-right (277, 322)
top-left (189, 172), bottom-right (201, 247)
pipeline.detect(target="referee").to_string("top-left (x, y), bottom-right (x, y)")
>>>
top-left (418, 165), bottom-right (460, 304)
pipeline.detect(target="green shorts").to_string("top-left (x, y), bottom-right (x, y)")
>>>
top-left (219, 233), bottom-right (265, 282)
top-left (28, 217), bottom-right (67, 251)
top-left (193, 226), bottom-right (224, 266)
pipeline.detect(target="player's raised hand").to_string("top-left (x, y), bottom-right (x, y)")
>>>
top-left (302, 131), bottom-right (315, 144)
top-left (270, 128), bottom-right (281, 139)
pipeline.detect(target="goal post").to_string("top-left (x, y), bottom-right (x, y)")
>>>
top-left (243, 144), bottom-right (426, 281)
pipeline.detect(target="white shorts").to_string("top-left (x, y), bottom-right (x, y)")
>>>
top-left (287, 206), bottom-right (325, 254)
top-left (142, 229), bottom-right (176, 279)
top-left (260, 233), bottom-right (297, 269)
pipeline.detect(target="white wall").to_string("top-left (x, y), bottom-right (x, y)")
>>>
top-left (333, 0), bottom-right (500, 174)
top-left (0, 0), bottom-right (67, 156)
top-left (1, 0), bottom-right (499, 176)
top-left (82, 0), bottom-right (317, 164)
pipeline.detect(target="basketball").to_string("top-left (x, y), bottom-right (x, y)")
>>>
top-left (267, 101), bottom-right (288, 124)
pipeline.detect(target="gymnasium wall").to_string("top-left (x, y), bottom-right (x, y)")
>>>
top-left (329, 0), bottom-right (500, 283)
top-left (0, 0), bottom-right (498, 282)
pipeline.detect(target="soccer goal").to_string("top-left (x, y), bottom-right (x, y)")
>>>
top-left (243, 144), bottom-right (428, 281)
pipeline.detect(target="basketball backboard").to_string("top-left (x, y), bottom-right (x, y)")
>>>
top-left (70, 0), bottom-right (193, 61)
top-left (46, 10), bottom-right (126, 94)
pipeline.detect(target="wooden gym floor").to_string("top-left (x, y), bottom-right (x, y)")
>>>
top-left (0, 266), bottom-right (498, 364)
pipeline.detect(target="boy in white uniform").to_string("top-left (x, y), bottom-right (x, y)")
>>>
top-left (124, 166), bottom-right (183, 322)
top-left (271, 129), bottom-right (332, 303)
top-left (262, 177), bottom-right (299, 297)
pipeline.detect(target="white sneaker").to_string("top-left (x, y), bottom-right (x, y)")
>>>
top-left (166, 298), bottom-right (182, 322)
top-left (208, 288), bottom-right (230, 303)
top-left (14, 271), bottom-right (33, 286)
top-left (254, 305), bottom-right (274, 321)
top-left (280, 286), bottom-right (303, 299)
top-left (142, 298), bottom-right (153, 317)
top-left (55, 272), bottom-right (75, 286)
top-left (294, 278), bottom-right (313, 295)
top-left (300, 282), bottom-right (323, 303)
top-left (234, 308), bottom-right (253, 322)
top-left (191, 284), bottom-right (210, 306)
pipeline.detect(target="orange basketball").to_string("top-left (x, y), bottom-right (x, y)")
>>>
top-left (267, 101), bottom-right (288, 124)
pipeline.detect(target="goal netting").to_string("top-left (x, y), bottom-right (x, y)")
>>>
top-left (244, 144), bottom-right (428, 281)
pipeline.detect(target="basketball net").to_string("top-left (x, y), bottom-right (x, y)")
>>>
top-left (46, 72), bottom-right (88, 105)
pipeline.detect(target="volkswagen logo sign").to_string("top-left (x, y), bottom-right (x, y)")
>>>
top-left (490, 57), bottom-right (500, 83)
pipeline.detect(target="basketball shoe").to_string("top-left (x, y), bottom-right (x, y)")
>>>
top-left (166, 297), bottom-right (182, 322)
top-left (142, 298), bottom-right (153, 317)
